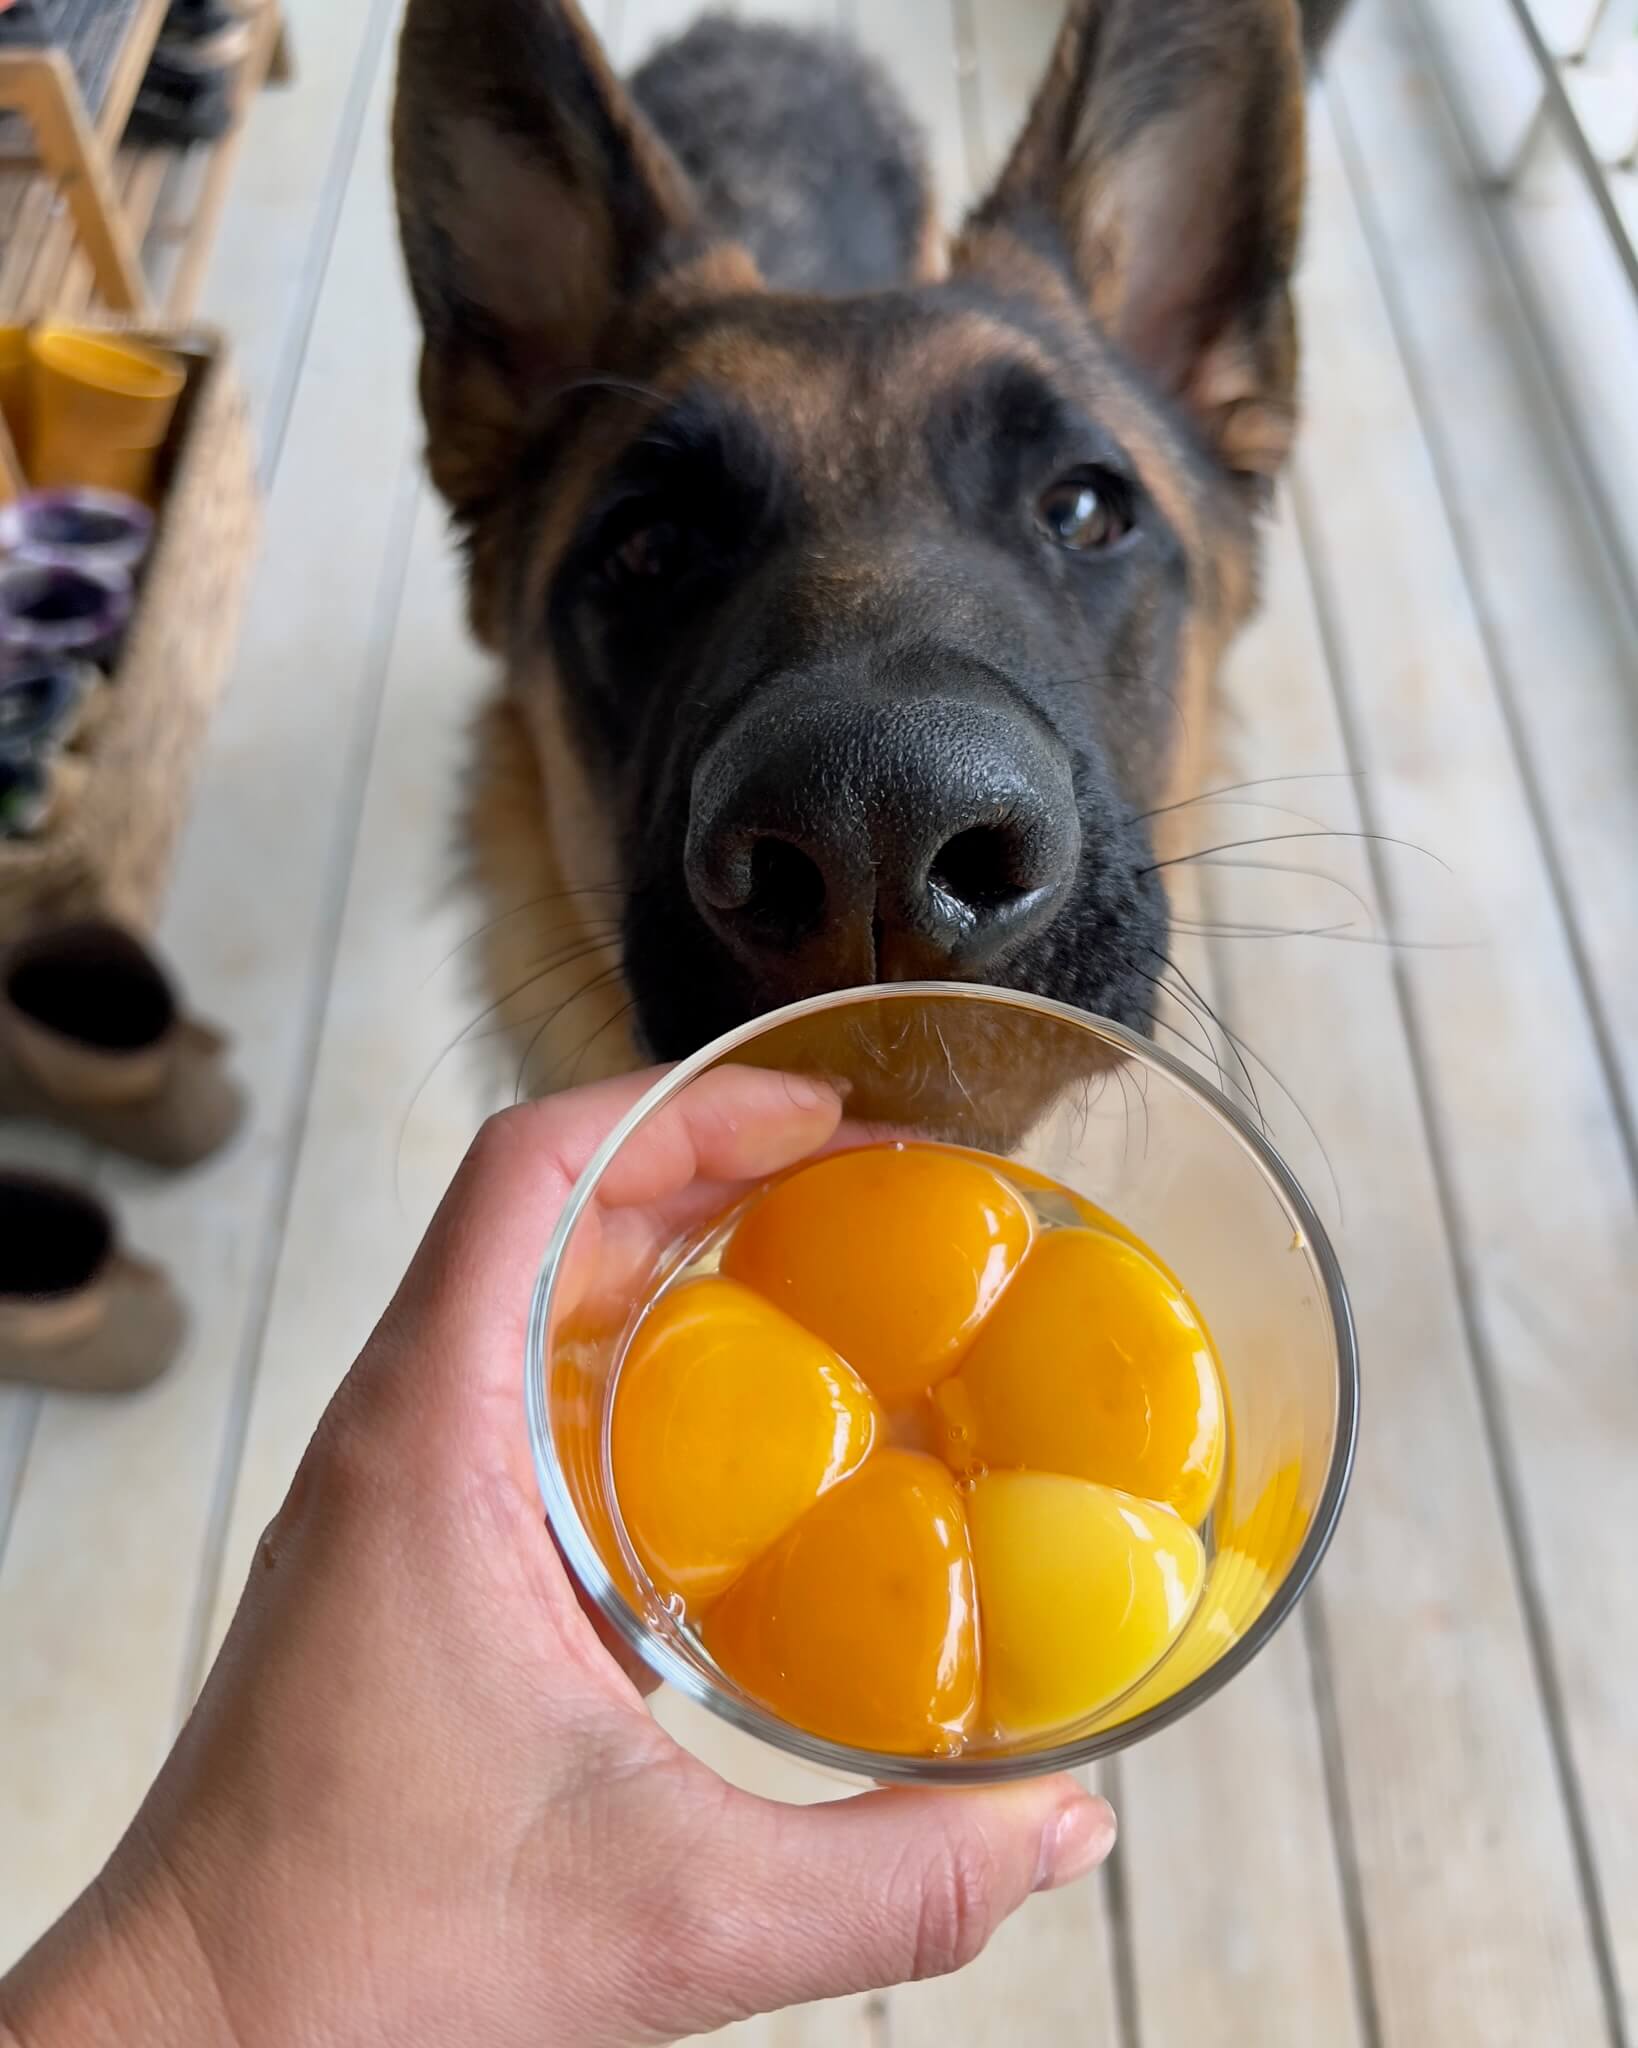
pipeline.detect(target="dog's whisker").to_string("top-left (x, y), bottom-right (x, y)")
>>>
top-left (1126, 957), bottom-right (1236, 1103)
top-left (419, 901), bottom-right (625, 990)
top-left (1143, 1007), bottom-right (1241, 1109)
top-left (515, 963), bottom-right (631, 1103)
top-left (1143, 792), bottom-right (1337, 834)
top-left (392, 936), bottom-right (625, 1209)
top-left (1175, 855), bottom-right (1378, 924)
top-left (1171, 915), bottom-right (1357, 940)
top-left (1142, 827), bottom-right (1449, 879)
top-left (1171, 915), bottom-right (1477, 952)
top-left (1138, 769), bottom-right (1363, 824)
top-left (558, 995), bottom-right (642, 1088)
top-left (456, 936), bottom-right (626, 1045)
top-left (1149, 947), bottom-right (1343, 1225)
top-left (1152, 952), bottom-right (1264, 1129)
top-left (1136, 956), bottom-right (1261, 1128)
top-left (930, 1017), bottom-right (977, 1116)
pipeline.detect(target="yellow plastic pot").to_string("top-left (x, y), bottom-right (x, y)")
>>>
top-left (26, 328), bottom-right (186, 502)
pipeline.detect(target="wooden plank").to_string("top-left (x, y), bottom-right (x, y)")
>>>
top-left (1408, 0), bottom-right (1542, 170)
top-left (193, 0), bottom-right (401, 455)
top-left (0, 0), bottom-right (169, 314)
top-left (41, 144), bottom-right (166, 317)
top-left (1491, 127), bottom-right (1638, 692)
top-left (199, 489), bottom-right (516, 1606)
top-left (1332, 0), bottom-right (1638, 1607)
top-left (0, 49), bottom-right (147, 311)
top-left (1202, 469), bottom-right (1614, 2048)
top-left (164, 0), bottom-right (285, 318)
top-left (0, 1393), bottom-right (37, 1558)
top-left (1407, 0), bottom-right (1638, 631)
top-left (846, 0), bottom-right (968, 233)
top-left (0, 169), bottom-right (58, 309)
top-left (1266, 71), bottom-right (1635, 2047)
top-left (0, 1130), bottom-right (94, 1578)
top-left (86, 0), bottom-right (171, 148)
top-left (0, 402), bottom-right (21, 493)
top-left (1180, 91), bottom-right (1625, 2027)
top-left (197, 484), bottom-right (500, 1660)
top-left (3, 0), bottom-right (297, 326)
top-left (963, 0), bottom-right (1057, 184)
top-left (1119, 1632), bottom-right (1366, 2048)
top-left (1090, 811), bottom-right (1366, 2045)
top-left (0, 12), bottom-right (420, 1964)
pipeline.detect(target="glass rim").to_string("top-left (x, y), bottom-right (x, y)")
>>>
top-left (525, 981), bottom-right (1359, 1785)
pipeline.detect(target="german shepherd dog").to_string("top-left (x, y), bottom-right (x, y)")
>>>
top-left (393, 0), bottom-right (1317, 1101)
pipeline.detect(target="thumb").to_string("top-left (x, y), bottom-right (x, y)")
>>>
top-left (659, 1776), bottom-right (1115, 2027)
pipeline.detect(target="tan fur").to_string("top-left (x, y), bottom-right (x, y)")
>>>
top-left (460, 698), bottom-right (640, 1095)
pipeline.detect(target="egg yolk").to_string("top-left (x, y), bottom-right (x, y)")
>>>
top-left (721, 1144), bottom-right (1031, 1401)
top-left (933, 1226), bottom-right (1225, 1527)
top-left (702, 1449), bottom-right (979, 1754)
top-left (612, 1276), bottom-right (879, 1609)
top-left (967, 1470), bottom-right (1205, 1738)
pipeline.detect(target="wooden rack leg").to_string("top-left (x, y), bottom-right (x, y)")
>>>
top-left (0, 50), bottom-right (149, 316)
top-left (0, 411), bottom-right (24, 502)
top-left (268, 8), bottom-right (295, 86)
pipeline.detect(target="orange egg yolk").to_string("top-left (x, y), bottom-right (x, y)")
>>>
top-left (611, 1276), bottom-right (878, 1610)
top-left (721, 1144), bottom-right (1031, 1401)
top-left (933, 1225), bottom-right (1225, 1527)
top-left (702, 1449), bottom-right (979, 1754)
top-left (606, 1144), bottom-right (1230, 1753)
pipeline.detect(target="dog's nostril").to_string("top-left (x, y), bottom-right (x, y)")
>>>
top-left (927, 824), bottom-right (1036, 915)
top-left (746, 835), bottom-right (826, 935)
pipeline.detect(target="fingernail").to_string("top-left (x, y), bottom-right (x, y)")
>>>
top-left (782, 1074), bottom-right (835, 1112)
top-left (1034, 1797), bottom-right (1118, 1891)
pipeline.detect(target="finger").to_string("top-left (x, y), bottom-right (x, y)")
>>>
top-left (652, 1777), bottom-right (1116, 2025)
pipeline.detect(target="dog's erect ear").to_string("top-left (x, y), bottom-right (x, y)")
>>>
top-left (957, 0), bottom-right (1305, 481)
top-left (393, 0), bottom-right (704, 517)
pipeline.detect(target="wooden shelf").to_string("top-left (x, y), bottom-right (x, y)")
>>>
top-left (0, 0), bottom-right (285, 322)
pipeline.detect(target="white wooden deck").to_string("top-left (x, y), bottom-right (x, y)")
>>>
top-left (3, 2), bottom-right (1636, 2043)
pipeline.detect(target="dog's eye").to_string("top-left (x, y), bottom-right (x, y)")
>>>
top-left (1037, 470), bottom-right (1133, 552)
top-left (607, 520), bottom-right (684, 583)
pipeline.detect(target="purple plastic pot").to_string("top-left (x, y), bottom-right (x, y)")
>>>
top-left (0, 753), bottom-right (50, 837)
top-left (0, 656), bottom-right (94, 758)
top-left (0, 557), bottom-right (132, 668)
top-left (0, 488), bottom-right (154, 575)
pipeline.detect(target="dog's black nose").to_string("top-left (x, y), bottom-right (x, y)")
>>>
top-left (686, 692), bottom-right (1080, 984)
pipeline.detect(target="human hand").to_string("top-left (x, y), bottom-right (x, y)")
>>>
top-left (0, 1069), bottom-right (1115, 2048)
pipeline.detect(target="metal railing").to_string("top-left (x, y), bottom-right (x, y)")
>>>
top-left (1407, 0), bottom-right (1638, 637)
top-left (1499, 0), bottom-right (1638, 299)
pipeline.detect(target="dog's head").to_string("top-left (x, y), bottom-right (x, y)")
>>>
top-left (395, 0), bottom-right (1304, 1065)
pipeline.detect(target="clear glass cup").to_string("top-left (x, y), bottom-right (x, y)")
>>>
top-left (525, 983), bottom-right (1357, 1784)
